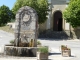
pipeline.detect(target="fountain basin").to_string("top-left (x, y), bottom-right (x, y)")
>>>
top-left (4, 46), bottom-right (37, 57)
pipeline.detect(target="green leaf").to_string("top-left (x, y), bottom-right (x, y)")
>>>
top-left (12, 0), bottom-right (49, 24)
top-left (63, 0), bottom-right (80, 27)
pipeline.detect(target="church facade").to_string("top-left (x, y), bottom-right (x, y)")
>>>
top-left (39, 0), bottom-right (80, 39)
top-left (39, 0), bottom-right (70, 32)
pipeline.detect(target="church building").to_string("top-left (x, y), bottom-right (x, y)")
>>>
top-left (39, 0), bottom-right (80, 39)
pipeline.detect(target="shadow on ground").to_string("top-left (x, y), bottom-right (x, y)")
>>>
top-left (49, 52), bottom-right (61, 56)
top-left (49, 52), bottom-right (75, 58)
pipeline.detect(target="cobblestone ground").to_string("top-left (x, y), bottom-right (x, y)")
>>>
top-left (0, 30), bottom-right (80, 60)
top-left (38, 38), bottom-right (80, 60)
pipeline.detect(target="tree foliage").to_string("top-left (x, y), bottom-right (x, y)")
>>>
top-left (0, 5), bottom-right (14, 26)
top-left (63, 0), bottom-right (80, 27)
top-left (12, 0), bottom-right (49, 24)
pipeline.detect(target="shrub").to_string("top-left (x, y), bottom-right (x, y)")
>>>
top-left (37, 41), bottom-right (41, 45)
top-left (38, 46), bottom-right (48, 53)
top-left (10, 40), bottom-right (14, 44)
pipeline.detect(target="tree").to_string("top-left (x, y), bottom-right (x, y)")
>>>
top-left (63, 0), bottom-right (80, 27)
top-left (12, 0), bottom-right (49, 24)
top-left (0, 5), bottom-right (13, 26)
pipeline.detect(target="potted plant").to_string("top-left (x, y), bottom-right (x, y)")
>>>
top-left (61, 45), bottom-right (71, 57)
top-left (37, 41), bottom-right (41, 47)
top-left (10, 40), bottom-right (14, 45)
top-left (5, 40), bottom-right (14, 46)
top-left (38, 46), bottom-right (48, 60)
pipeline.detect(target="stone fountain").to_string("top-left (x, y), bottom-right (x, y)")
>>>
top-left (4, 6), bottom-right (38, 57)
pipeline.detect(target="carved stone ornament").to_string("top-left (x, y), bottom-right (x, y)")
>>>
top-left (23, 13), bottom-right (30, 22)
top-left (22, 13), bottom-right (31, 26)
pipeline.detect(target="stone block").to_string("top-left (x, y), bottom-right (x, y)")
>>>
top-left (4, 46), bottom-right (37, 57)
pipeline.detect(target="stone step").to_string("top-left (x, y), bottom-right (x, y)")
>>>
top-left (39, 31), bottom-right (70, 39)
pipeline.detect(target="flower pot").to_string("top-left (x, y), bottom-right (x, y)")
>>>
top-left (5, 44), bottom-right (14, 46)
top-left (62, 49), bottom-right (71, 57)
top-left (38, 46), bottom-right (48, 60)
top-left (39, 53), bottom-right (48, 60)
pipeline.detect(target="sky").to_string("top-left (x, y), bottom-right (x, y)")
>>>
top-left (0, 0), bottom-right (51, 10)
top-left (0, 0), bottom-right (16, 10)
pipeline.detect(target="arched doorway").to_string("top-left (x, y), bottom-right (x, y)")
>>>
top-left (53, 11), bottom-right (63, 31)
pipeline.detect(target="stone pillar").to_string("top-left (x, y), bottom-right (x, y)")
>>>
top-left (14, 6), bottom-right (38, 47)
